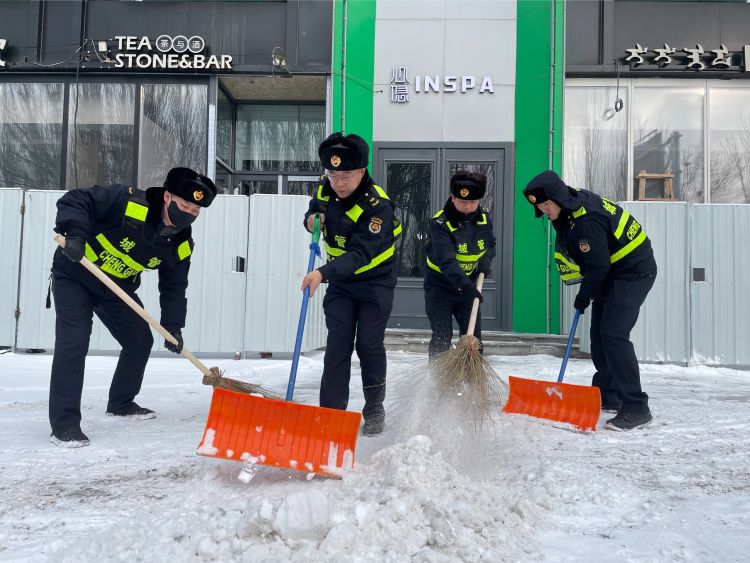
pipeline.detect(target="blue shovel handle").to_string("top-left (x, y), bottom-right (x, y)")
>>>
top-left (557, 310), bottom-right (581, 383)
top-left (286, 214), bottom-right (322, 402)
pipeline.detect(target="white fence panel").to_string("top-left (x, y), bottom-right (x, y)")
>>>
top-left (691, 205), bottom-right (750, 367)
top-left (244, 195), bottom-right (327, 355)
top-left (0, 189), bottom-right (23, 347)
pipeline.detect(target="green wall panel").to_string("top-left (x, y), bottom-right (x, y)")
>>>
top-left (512, 0), bottom-right (565, 334)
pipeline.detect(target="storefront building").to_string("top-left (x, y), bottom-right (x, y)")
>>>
top-left (1, 0), bottom-right (565, 336)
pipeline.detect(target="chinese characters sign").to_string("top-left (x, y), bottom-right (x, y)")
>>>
top-left (624, 43), bottom-right (749, 71)
top-left (389, 65), bottom-right (495, 104)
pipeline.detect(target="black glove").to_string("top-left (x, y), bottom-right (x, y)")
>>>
top-left (477, 262), bottom-right (492, 276)
top-left (164, 329), bottom-right (184, 354)
top-left (61, 237), bottom-right (85, 262)
top-left (467, 284), bottom-right (483, 303)
top-left (574, 293), bottom-right (591, 313)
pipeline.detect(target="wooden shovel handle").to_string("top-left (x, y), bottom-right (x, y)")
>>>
top-left (54, 234), bottom-right (212, 377)
top-left (466, 272), bottom-right (485, 337)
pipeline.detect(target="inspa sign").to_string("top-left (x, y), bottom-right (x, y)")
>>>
top-left (113, 35), bottom-right (232, 70)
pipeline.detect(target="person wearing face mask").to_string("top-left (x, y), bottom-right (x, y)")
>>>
top-left (424, 172), bottom-right (496, 359)
top-left (301, 132), bottom-right (401, 437)
top-left (47, 167), bottom-right (216, 447)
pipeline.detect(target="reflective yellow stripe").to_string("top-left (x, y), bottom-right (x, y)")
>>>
top-left (346, 204), bottom-right (364, 223)
top-left (433, 210), bottom-right (443, 218)
top-left (426, 256), bottom-right (442, 273)
top-left (372, 185), bottom-right (390, 199)
top-left (95, 234), bottom-right (144, 272)
top-left (393, 221), bottom-right (402, 237)
top-left (178, 240), bottom-right (192, 261)
top-left (323, 241), bottom-right (345, 257)
top-left (316, 184), bottom-right (329, 202)
top-left (614, 211), bottom-right (630, 240)
top-left (554, 251), bottom-right (580, 272)
top-left (355, 244), bottom-right (395, 275)
top-left (84, 243), bottom-right (99, 263)
top-left (125, 201), bottom-right (148, 222)
top-left (561, 272), bottom-right (582, 281)
top-left (572, 206), bottom-right (587, 218)
top-left (477, 213), bottom-right (487, 225)
top-left (456, 250), bottom-right (487, 262)
top-left (445, 220), bottom-right (456, 232)
top-left (610, 230), bottom-right (647, 264)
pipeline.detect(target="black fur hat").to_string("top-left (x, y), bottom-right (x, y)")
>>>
top-left (163, 167), bottom-right (217, 207)
top-left (318, 132), bottom-right (369, 171)
top-left (450, 171), bottom-right (486, 200)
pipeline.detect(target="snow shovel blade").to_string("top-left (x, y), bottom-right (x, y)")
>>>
top-left (502, 375), bottom-right (601, 432)
top-left (197, 387), bottom-right (362, 478)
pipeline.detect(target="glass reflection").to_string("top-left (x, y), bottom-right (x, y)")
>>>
top-left (564, 87), bottom-right (628, 201)
top-left (633, 87), bottom-right (704, 202)
top-left (0, 83), bottom-right (64, 190)
top-left (139, 84), bottom-right (207, 188)
top-left (709, 88), bottom-right (750, 204)
top-left (217, 89), bottom-right (232, 165)
top-left (67, 83), bottom-right (135, 189)
top-left (386, 162), bottom-right (432, 278)
top-left (236, 105), bottom-right (324, 173)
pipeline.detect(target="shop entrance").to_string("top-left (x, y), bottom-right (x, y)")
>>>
top-left (373, 144), bottom-right (514, 331)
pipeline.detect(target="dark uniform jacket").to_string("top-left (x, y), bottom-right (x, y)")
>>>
top-left (544, 179), bottom-right (656, 303)
top-left (53, 184), bottom-right (193, 331)
top-left (424, 199), bottom-right (497, 294)
top-left (304, 173), bottom-right (401, 285)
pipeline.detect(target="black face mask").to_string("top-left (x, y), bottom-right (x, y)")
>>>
top-left (166, 201), bottom-right (197, 230)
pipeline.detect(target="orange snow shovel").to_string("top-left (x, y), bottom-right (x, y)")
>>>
top-left (197, 215), bottom-right (362, 478)
top-left (503, 310), bottom-right (601, 431)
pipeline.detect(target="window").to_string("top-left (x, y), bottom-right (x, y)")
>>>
top-left (216, 89), bottom-right (232, 166)
top-left (138, 83), bottom-right (207, 188)
top-left (0, 83), bottom-right (64, 190)
top-left (235, 105), bottom-right (325, 173)
top-left (565, 80), bottom-right (750, 204)
top-left (67, 83), bottom-right (135, 189)
top-left (564, 86), bottom-right (628, 201)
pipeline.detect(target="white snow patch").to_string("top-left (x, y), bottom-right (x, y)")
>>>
top-left (196, 428), bottom-right (218, 455)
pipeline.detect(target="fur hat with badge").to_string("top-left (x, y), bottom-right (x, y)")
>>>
top-left (164, 167), bottom-right (217, 208)
top-left (318, 132), bottom-right (369, 171)
top-left (450, 171), bottom-right (487, 200)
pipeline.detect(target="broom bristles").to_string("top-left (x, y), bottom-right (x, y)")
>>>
top-left (431, 335), bottom-right (508, 427)
top-left (202, 367), bottom-right (281, 400)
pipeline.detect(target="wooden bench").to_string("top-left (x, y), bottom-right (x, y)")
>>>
top-left (636, 170), bottom-right (676, 201)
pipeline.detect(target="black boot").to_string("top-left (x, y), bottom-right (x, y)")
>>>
top-left (106, 401), bottom-right (156, 419)
top-left (50, 427), bottom-right (90, 448)
top-left (605, 410), bottom-right (652, 431)
top-left (361, 403), bottom-right (385, 436)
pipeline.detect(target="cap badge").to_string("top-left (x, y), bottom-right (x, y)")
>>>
top-left (528, 195), bottom-right (537, 203)
top-left (193, 190), bottom-right (204, 201)
top-left (330, 155), bottom-right (342, 168)
top-left (460, 188), bottom-right (470, 198)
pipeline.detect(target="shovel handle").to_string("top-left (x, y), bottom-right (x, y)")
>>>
top-left (54, 234), bottom-right (213, 377)
top-left (557, 310), bottom-right (581, 383)
top-left (466, 272), bottom-right (485, 337)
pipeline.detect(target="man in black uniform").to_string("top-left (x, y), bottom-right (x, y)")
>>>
top-left (424, 172), bottom-right (496, 358)
top-left (49, 167), bottom-right (217, 447)
top-left (301, 132), bottom-right (400, 436)
top-left (523, 170), bottom-right (657, 431)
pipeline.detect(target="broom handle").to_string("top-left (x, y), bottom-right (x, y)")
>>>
top-left (557, 309), bottom-right (581, 383)
top-left (54, 234), bottom-right (213, 378)
top-left (466, 272), bottom-right (485, 337)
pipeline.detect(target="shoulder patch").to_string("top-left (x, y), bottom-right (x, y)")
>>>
top-left (579, 240), bottom-right (591, 253)
top-left (368, 217), bottom-right (384, 234)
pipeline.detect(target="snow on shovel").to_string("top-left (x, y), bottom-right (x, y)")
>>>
top-left (197, 215), bottom-right (361, 479)
top-left (503, 310), bottom-right (601, 432)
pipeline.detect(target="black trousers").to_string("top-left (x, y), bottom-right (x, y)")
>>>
top-left (590, 273), bottom-right (656, 415)
top-left (49, 272), bottom-right (154, 433)
top-left (320, 281), bottom-right (394, 416)
top-left (424, 285), bottom-right (482, 359)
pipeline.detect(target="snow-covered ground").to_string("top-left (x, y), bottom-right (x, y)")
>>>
top-left (1, 349), bottom-right (749, 562)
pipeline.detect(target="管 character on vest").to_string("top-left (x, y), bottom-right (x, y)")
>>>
top-left (48, 167), bottom-right (217, 447)
top-left (301, 132), bottom-right (401, 436)
top-left (523, 170), bottom-right (657, 431)
top-left (424, 172), bottom-right (496, 359)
